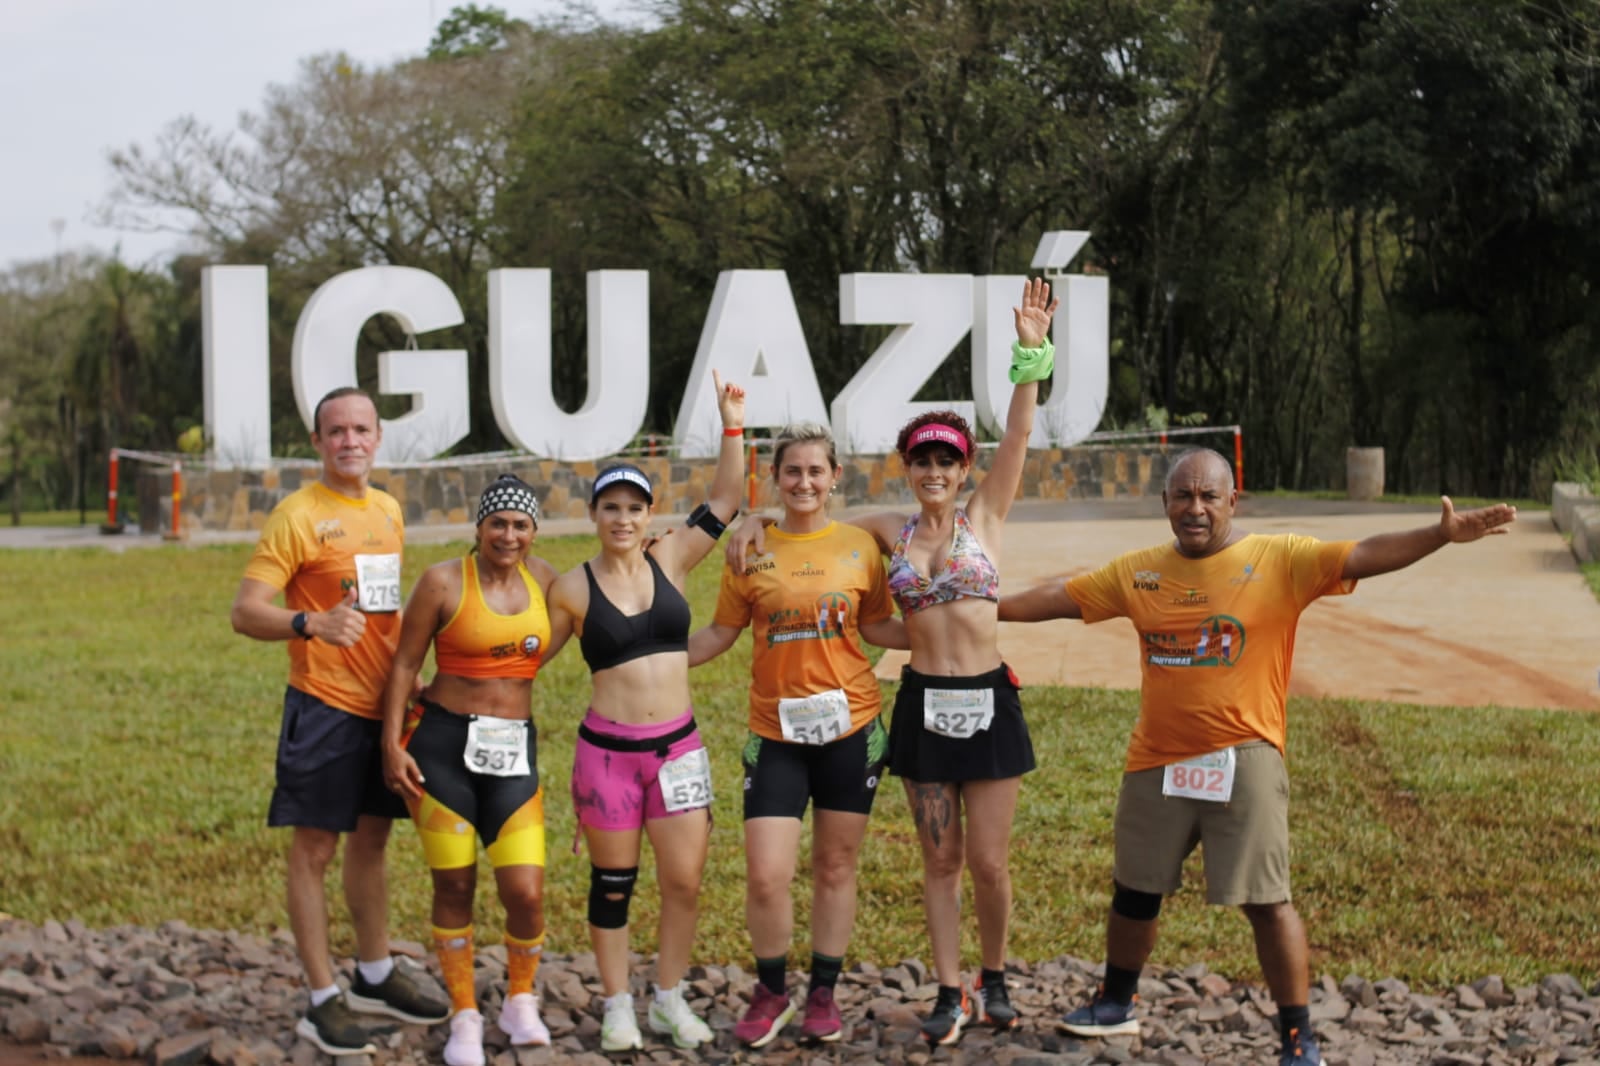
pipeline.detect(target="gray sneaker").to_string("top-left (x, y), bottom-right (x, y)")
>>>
top-left (347, 963), bottom-right (450, 1025)
top-left (295, 994), bottom-right (378, 1056)
top-left (1059, 994), bottom-right (1139, 1037)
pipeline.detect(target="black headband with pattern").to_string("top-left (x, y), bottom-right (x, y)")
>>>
top-left (476, 478), bottom-right (539, 526)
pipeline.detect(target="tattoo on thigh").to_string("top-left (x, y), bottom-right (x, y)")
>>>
top-left (908, 783), bottom-right (954, 848)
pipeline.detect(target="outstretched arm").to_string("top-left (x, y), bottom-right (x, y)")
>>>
top-left (1342, 496), bottom-right (1517, 581)
top-left (969, 277), bottom-right (1058, 525)
top-left (997, 578), bottom-right (1084, 622)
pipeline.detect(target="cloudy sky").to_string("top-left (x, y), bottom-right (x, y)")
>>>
top-left (1, 0), bottom-right (642, 270)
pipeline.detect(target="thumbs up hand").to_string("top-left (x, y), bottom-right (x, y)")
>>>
top-left (315, 586), bottom-right (368, 647)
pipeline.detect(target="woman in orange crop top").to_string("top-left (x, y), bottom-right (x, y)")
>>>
top-left (380, 475), bottom-right (560, 1066)
top-left (726, 277), bottom-right (1059, 1046)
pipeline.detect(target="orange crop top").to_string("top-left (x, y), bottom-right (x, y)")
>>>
top-left (434, 554), bottom-right (552, 681)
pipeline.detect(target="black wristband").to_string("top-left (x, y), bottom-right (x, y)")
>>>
top-left (291, 611), bottom-right (313, 640)
top-left (687, 503), bottom-right (730, 540)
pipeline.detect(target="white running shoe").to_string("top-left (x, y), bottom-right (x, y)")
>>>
top-left (442, 1009), bottom-right (485, 1066)
top-left (600, 993), bottom-right (643, 1052)
top-left (497, 993), bottom-right (550, 1046)
top-left (647, 983), bottom-right (714, 1049)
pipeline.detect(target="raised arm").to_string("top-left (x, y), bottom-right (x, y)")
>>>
top-left (968, 277), bottom-right (1059, 526)
top-left (380, 564), bottom-right (454, 802)
top-left (1342, 496), bottom-right (1517, 581)
top-left (997, 577), bottom-right (1084, 623)
top-left (656, 370), bottom-right (748, 577)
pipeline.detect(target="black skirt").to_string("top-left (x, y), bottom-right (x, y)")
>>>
top-left (887, 663), bottom-right (1037, 783)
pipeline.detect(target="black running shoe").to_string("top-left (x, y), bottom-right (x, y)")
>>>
top-left (975, 972), bottom-right (1019, 1030)
top-left (347, 964), bottom-right (450, 1025)
top-left (921, 984), bottom-right (970, 1046)
top-left (295, 995), bottom-right (377, 1056)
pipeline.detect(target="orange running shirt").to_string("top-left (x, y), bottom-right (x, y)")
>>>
top-left (712, 521), bottom-right (893, 741)
top-left (243, 481), bottom-right (405, 719)
top-left (1066, 533), bottom-right (1356, 771)
top-left (434, 553), bottom-right (551, 681)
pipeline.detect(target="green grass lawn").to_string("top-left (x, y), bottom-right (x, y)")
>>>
top-left (1, 508), bottom-right (100, 528)
top-left (2, 539), bottom-right (1596, 990)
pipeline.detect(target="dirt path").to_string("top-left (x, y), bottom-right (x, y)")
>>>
top-left (874, 501), bottom-right (1600, 712)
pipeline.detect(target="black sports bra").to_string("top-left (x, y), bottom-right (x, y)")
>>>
top-left (578, 552), bottom-right (691, 672)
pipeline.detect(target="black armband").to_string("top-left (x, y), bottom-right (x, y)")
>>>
top-left (687, 502), bottom-right (732, 539)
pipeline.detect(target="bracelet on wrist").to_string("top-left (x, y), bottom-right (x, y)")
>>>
top-left (723, 426), bottom-right (745, 437)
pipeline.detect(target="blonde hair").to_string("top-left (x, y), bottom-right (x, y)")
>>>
top-left (771, 422), bottom-right (839, 474)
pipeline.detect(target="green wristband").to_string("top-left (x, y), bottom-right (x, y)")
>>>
top-left (1009, 337), bottom-right (1055, 384)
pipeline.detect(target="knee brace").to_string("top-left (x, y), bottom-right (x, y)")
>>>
top-left (1111, 881), bottom-right (1163, 922)
top-left (588, 866), bottom-right (638, 929)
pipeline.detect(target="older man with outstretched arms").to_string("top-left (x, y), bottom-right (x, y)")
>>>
top-left (1000, 448), bottom-right (1515, 1066)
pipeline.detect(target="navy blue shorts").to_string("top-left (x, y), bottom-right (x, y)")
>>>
top-left (267, 686), bottom-right (407, 832)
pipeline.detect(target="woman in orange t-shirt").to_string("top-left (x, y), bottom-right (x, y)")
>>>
top-left (690, 423), bottom-right (906, 1048)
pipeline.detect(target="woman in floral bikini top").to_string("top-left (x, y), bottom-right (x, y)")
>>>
top-left (886, 508), bottom-right (1001, 612)
top-left (729, 277), bottom-right (1060, 1048)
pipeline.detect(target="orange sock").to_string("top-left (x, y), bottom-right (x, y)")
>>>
top-left (505, 931), bottom-right (544, 997)
top-left (433, 924), bottom-right (476, 1013)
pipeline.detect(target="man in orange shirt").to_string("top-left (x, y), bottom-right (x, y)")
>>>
top-left (231, 387), bottom-right (447, 1055)
top-left (1000, 448), bottom-right (1515, 1066)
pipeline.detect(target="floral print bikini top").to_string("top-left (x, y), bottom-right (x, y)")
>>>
top-left (886, 508), bottom-right (1001, 614)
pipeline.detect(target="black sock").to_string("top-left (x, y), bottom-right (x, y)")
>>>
top-left (980, 967), bottom-right (1006, 988)
top-left (1103, 963), bottom-right (1141, 1006)
top-left (756, 956), bottom-right (787, 996)
top-left (808, 952), bottom-right (843, 993)
top-left (1279, 1004), bottom-right (1311, 1046)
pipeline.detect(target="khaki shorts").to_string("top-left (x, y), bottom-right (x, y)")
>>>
top-left (1112, 741), bottom-right (1291, 906)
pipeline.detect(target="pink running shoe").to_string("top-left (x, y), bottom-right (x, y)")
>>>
top-left (799, 986), bottom-right (842, 1043)
top-left (734, 984), bottom-right (797, 1048)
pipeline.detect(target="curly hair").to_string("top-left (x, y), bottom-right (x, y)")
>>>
top-left (895, 410), bottom-right (977, 461)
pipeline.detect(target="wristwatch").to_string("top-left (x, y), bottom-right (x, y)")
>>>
top-left (291, 611), bottom-right (313, 640)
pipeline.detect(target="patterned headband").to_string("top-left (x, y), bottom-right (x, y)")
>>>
top-left (477, 478), bottom-right (540, 526)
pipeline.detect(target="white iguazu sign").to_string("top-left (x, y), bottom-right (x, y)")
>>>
top-left (201, 232), bottom-right (1108, 467)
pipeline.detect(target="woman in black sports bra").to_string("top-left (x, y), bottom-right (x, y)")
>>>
top-left (540, 371), bottom-right (746, 1053)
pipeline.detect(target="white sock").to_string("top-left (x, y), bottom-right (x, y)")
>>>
top-left (654, 982), bottom-right (679, 1004)
top-left (605, 992), bottom-right (633, 1011)
top-left (309, 984), bottom-right (341, 1008)
top-left (357, 957), bottom-right (395, 986)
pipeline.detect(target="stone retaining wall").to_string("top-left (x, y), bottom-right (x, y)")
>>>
top-left (153, 445), bottom-right (1176, 535)
top-left (1552, 481), bottom-right (1600, 563)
